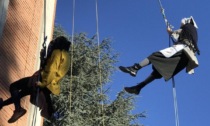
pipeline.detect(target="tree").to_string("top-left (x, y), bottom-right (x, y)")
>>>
top-left (44, 25), bottom-right (145, 126)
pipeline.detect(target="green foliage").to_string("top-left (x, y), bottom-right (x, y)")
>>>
top-left (44, 25), bottom-right (145, 126)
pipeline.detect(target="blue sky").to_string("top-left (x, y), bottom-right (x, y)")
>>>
top-left (55, 0), bottom-right (210, 126)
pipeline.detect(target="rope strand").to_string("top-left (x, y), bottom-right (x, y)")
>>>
top-left (69, 0), bottom-right (75, 117)
top-left (32, 0), bottom-right (47, 125)
top-left (158, 0), bottom-right (173, 29)
top-left (172, 78), bottom-right (180, 126)
top-left (158, 1), bottom-right (180, 126)
top-left (95, 0), bottom-right (105, 125)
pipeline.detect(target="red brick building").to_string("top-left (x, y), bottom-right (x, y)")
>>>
top-left (0, 0), bottom-right (57, 126)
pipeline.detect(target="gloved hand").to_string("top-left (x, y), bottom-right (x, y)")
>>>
top-left (167, 26), bottom-right (173, 34)
top-left (36, 81), bottom-right (44, 88)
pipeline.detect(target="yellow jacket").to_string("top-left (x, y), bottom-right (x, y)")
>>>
top-left (38, 49), bottom-right (70, 95)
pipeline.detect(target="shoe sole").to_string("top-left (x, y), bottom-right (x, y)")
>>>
top-left (124, 87), bottom-right (139, 95)
top-left (119, 66), bottom-right (136, 77)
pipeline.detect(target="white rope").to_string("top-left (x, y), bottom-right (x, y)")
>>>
top-left (69, 0), bottom-right (75, 115)
top-left (31, 0), bottom-right (43, 125)
top-left (71, 0), bottom-right (75, 44)
top-left (158, 1), bottom-right (180, 126)
top-left (169, 28), bottom-right (180, 126)
top-left (95, 0), bottom-right (104, 125)
top-left (172, 78), bottom-right (180, 126)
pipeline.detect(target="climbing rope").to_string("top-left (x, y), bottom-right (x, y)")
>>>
top-left (157, 1), bottom-right (180, 126)
top-left (158, 0), bottom-right (173, 29)
top-left (69, 0), bottom-right (75, 117)
top-left (95, 0), bottom-right (105, 125)
top-left (32, 0), bottom-right (47, 126)
top-left (172, 78), bottom-right (180, 126)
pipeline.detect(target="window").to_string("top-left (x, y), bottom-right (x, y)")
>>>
top-left (0, 0), bottom-right (9, 38)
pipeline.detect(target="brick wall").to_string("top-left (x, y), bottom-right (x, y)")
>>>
top-left (0, 0), bottom-right (44, 126)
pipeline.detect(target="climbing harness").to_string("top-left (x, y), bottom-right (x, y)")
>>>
top-left (32, 0), bottom-right (47, 125)
top-left (157, 1), bottom-right (180, 126)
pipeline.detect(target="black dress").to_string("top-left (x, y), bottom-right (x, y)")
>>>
top-left (148, 50), bottom-right (189, 81)
top-left (147, 23), bottom-right (198, 81)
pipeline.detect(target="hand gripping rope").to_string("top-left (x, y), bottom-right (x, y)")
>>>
top-left (157, 1), bottom-right (180, 126)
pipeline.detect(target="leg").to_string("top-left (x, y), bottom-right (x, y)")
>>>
top-left (124, 70), bottom-right (162, 95)
top-left (1, 77), bottom-right (31, 110)
top-left (119, 58), bottom-right (151, 77)
top-left (44, 88), bottom-right (54, 118)
top-left (40, 88), bottom-right (54, 120)
top-left (1, 77), bottom-right (30, 123)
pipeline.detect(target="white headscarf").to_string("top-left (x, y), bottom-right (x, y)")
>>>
top-left (181, 16), bottom-right (198, 29)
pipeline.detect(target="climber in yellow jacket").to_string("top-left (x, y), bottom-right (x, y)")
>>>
top-left (39, 48), bottom-right (70, 95)
top-left (0, 36), bottom-right (71, 123)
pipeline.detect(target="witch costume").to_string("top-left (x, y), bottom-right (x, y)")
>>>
top-left (119, 16), bottom-right (200, 95)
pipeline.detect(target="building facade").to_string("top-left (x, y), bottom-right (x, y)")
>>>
top-left (0, 0), bottom-right (57, 126)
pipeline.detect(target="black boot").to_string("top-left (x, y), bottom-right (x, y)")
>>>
top-left (124, 86), bottom-right (141, 95)
top-left (124, 82), bottom-right (148, 95)
top-left (8, 107), bottom-right (27, 123)
top-left (0, 98), bottom-right (3, 110)
top-left (119, 63), bottom-right (141, 77)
